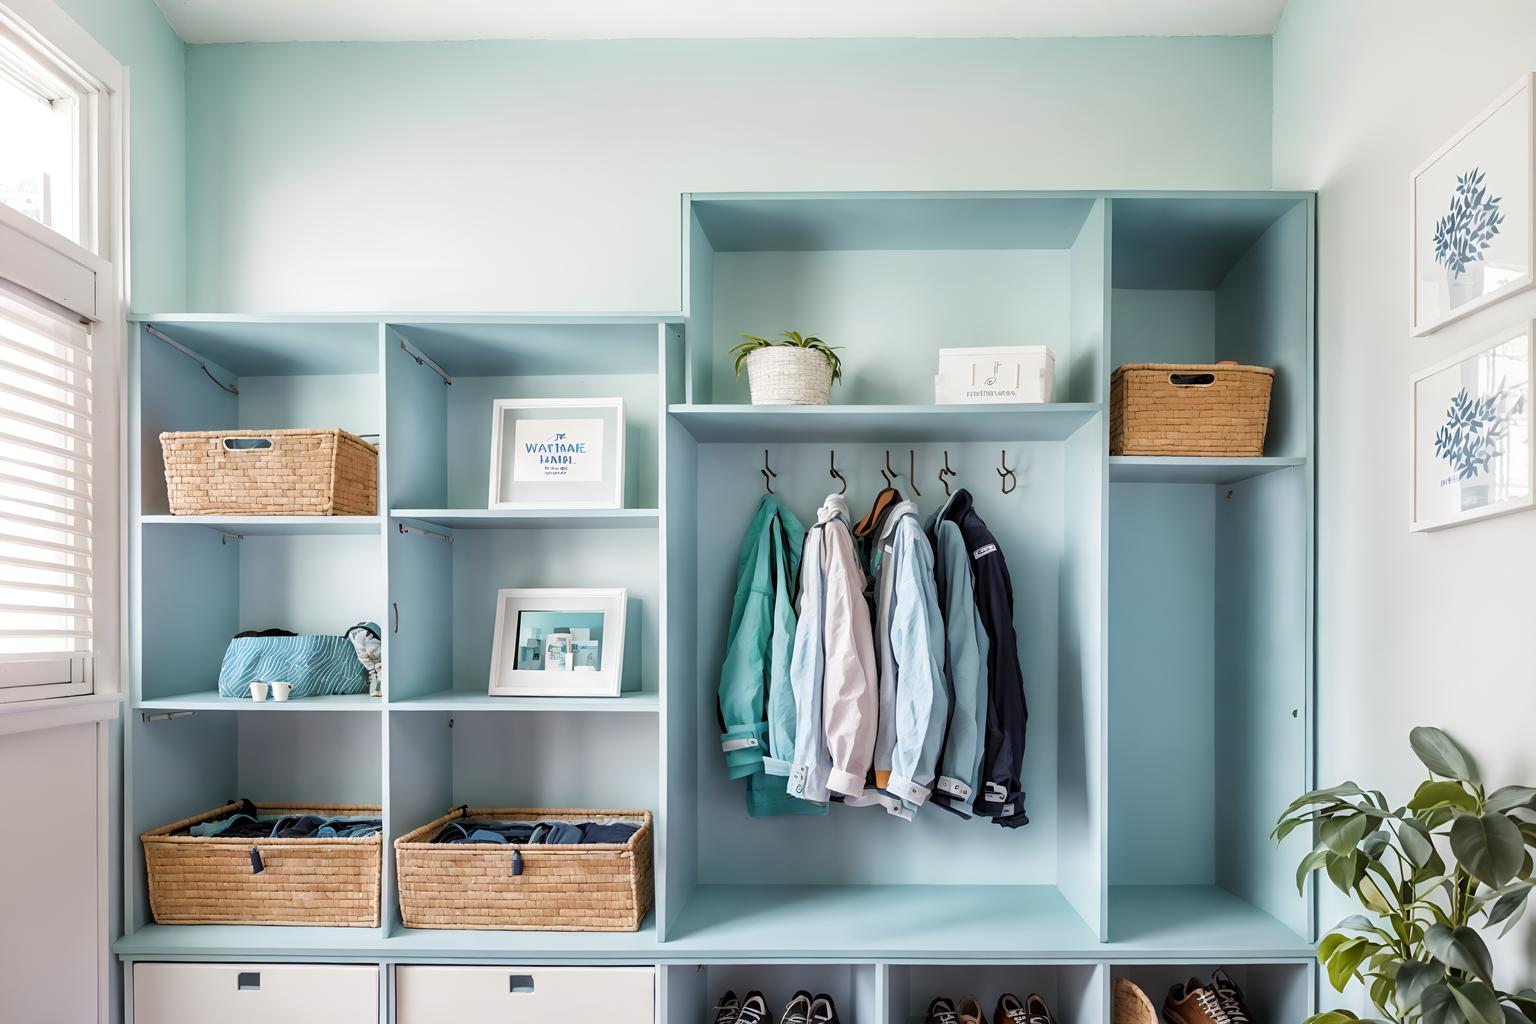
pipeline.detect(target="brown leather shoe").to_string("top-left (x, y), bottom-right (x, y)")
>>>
top-left (1164, 979), bottom-right (1232, 1024)
top-left (995, 993), bottom-right (1055, 1024)
top-left (956, 995), bottom-right (985, 1024)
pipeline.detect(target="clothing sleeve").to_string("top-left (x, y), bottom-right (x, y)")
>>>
top-left (787, 524), bottom-right (833, 803)
top-left (884, 523), bottom-right (950, 808)
top-left (718, 528), bottom-right (774, 779)
top-left (820, 521), bottom-right (880, 797)
top-left (764, 523), bottom-right (801, 777)
top-left (974, 545), bottom-right (1029, 825)
top-left (933, 525), bottom-right (988, 814)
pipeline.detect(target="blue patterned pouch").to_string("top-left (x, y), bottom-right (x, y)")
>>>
top-left (217, 624), bottom-right (376, 698)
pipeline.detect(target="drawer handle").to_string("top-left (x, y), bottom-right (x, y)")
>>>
top-left (223, 437), bottom-right (274, 451)
top-left (1168, 372), bottom-right (1216, 387)
top-left (510, 975), bottom-right (535, 994)
top-left (237, 972), bottom-right (261, 991)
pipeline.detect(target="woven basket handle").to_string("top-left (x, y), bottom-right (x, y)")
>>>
top-left (222, 436), bottom-right (275, 451)
top-left (1168, 372), bottom-right (1216, 387)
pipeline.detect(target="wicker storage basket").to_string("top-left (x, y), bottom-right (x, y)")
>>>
top-left (160, 428), bottom-right (378, 515)
top-left (745, 347), bottom-right (834, 406)
top-left (141, 801), bottom-right (382, 927)
top-left (1112, 978), bottom-right (1158, 1024)
top-left (1110, 363), bottom-right (1274, 456)
top-left (395, 807), bottom-right (653, 932)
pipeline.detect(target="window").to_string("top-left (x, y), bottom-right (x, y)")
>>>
top-left (0, 8), bottom-right (86, 244)
top-left (0, 289), bottom-right (92, 698)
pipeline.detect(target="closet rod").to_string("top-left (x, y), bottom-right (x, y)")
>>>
top-left (398, 521), bottom-right (453, 544)
top-left (398, 338), bottom-right (452, 386)
top-left (144, 324), bottom-right (239, 395)
top-left (220, 533), bottom-right (243, 545)
top-left (141, 711), bottom-right (194, 723)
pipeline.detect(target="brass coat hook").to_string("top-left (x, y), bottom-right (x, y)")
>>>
top-left (762, 449), bottom-right (777, 494)
top-left (939, 450), bottom-right (958, 497)
top-left (998, 449), bottom-right (1018, 495)
top-left (907, 449), bottom-right (922, 498)
top-left (829, 450), bottom-right (847, 495)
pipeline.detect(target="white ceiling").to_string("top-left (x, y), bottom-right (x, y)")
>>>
top-left (153, 0), bottom-right (1287, 44)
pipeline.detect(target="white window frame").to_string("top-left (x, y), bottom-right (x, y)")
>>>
top-left (0, 0), bottom-right (124, 717)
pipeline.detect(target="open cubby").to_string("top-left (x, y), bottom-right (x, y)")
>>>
top-left (1111, 961), bottom-right (1314, 1023)
top-left (120, 192), bottom-right (1316, 996)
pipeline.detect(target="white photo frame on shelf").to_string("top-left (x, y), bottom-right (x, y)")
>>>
top-left (487, 587), bottom-right (629, 697)
top-left (1411, 73), bottom-right (1535, 336)
top-left (487, 397), bottom-right (625, 509)
top-left (1410, 320), bottom-right (1533, 532)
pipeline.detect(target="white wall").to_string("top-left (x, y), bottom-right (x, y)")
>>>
top-left (182, 36), bottom-right (1272, 312)
top-left (1273, 0), bottom-right (1536, 1006)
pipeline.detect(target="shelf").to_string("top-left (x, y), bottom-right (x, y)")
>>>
top-left (383, 918), bottom-right (658, 959)
top-left (114, 924), bottom-right (392, 962)
top-left (1107, 456), bottom-right (1306, 484)
top-left (389, 690), bottom-right (660, 713)
top-left (664, 885), bottom-right (1100, 959)
top-left (391, 508), bottom-right (659, 530)
top-left (668, 404), bottom-right (1102, 443)
top-left (1106, 886), bottom-right (1313, 959)
top-left (140, 514), bottom-right (383, 536)
top-left (135, 691), bottom-right (382, 712)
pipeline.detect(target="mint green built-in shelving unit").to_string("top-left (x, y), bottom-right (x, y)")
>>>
top-left (118, 191), bottom-right (1317, 1024)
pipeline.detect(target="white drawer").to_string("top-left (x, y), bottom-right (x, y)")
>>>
top-left (133, 962), bottom-right (379, 1024)
top-left (395, 965), bottom-right (654, 1024)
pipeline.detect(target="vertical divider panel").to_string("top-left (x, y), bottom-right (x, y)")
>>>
top-left (1067, 199), bottom-right (1110, 405)
top-left (659, 412), bottom-right (699, 942)
top-left (684, 202), bottom-right (715, 405)
top-left (383, 324), bottom-right (450, 511)
top-left (657, 324), bottom-right (686, 941)
top-left (374, 323), bottom-right (395, 939)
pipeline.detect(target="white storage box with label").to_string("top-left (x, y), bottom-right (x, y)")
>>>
top-left (934, 346), bottom-right (1056, 404)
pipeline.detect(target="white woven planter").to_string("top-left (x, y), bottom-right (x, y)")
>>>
top-left (744, 346), bottom-right (834, 405)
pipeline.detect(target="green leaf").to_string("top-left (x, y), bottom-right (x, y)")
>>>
top-left (1452, 812), bottom-right (1525, 887)
top-left (1357, 874), bottom-right (1393, 915)
top-left (1412, 727), bottom-right (1481, 783)
top-left (1486, 786), bottom-right (1536, 814)
top-left (1411, 780), bottom-right (1480, 814)
top-left (1318, 931), bottom-right (1353, 962)
top-left (1450, 980), bottom-right (1503, 1024)
top-left (1362, 830), bottom-right (1393, 860)
top-left (1422, 983), bottom-right (1463, 1024)
top-left (1401, 818), bottom-right (1438, 868)
top-left (1283, 782), bottom-right (1370, 816)
top-left (1302, 1013), bottom-right (1361, 1024)
top-left (1326, 936), bottom-right (1376, 993)
top-left (1327, 850), bottom-right (1365, 892)
top-left (1323, 813), bottom-right (1373, 853)
top-left (1485, 882), bottom-right (1533, 936)
top-left (1425, 924), bottom-right (1495, 983)
top-left (1297, 847), bottom-right (1331, 894)
top-left (1501, 1005), bottom-right (1527, 1024)
top-left (1398, 960), bottom-right (1444, 1009)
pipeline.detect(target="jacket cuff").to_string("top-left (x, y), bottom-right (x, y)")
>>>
top-left (935, 776), bottom-right (973, 802)
top-left (721, 724), bottom-right (767, 779)
top-left (885, 772), bottom-right (931, 806)
top-left (761, 755), bottom-right (790, 777)
top-left (827, 767), bottom-right (867, 797)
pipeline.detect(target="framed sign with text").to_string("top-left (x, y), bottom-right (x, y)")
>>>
top-left (487, 397), bottom-right (625, 509)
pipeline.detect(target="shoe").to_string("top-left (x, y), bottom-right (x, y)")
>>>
top-left (780, 991), bottom-right (814, 1024)
top-left (809, 994), bottom-right (840, 1024)
top-left (957, 995), bottom-right (985, 1024)
top-left (926, 997), bottom-right (961, 1024)
top-left (1164, 978), bottom-right (1231, 1024)
top-left (713, 992), bottom-right (740, 1024)
top-left (1112, 979), bottom-right (1156, 1024)
top-left (994, 994), bottom-right (1054, 1024)
top-left (1211, 970), bottom-right (1252, 1024)
top-left (737, 992), bottom-right (771, 1024)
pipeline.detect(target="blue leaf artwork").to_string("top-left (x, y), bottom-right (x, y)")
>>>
top-left (1433, 168), bottom-right (1504, 276)
top-left (1433, 380), bottom-right (1524, 481)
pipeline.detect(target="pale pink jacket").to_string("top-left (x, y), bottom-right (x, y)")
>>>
top-left (814, 495), bottom-right (880, 797)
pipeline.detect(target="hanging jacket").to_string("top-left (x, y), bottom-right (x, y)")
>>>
top-left (718, 494), bottom-right (823, 817)
top-left (869, 499), bottom-right (950, 813)
top-left (785, 494), bottom-right (877, 805)
top-left (939, 489), bottom-right (1029, 828)
top-left (926, 500), bottom-right (990, 819)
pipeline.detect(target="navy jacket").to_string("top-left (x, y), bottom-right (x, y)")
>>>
top-left (937, 489), bottom-right (1029, 828)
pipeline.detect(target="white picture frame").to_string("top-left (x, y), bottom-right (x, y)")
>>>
top-left (1411, 73), bottom-right (1536, 336)
top-left (487, 397), bottom-right (625, 509)
top-left (487, 587), bottom-right (629, 697)
top-left (1410, 320), bottom-right (1533, 532)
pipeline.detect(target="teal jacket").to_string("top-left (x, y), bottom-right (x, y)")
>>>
top-left (718, 494), bottom-right (825, 817)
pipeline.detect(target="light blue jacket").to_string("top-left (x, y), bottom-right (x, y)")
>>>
top-left (927, 512), bottom-right (989, 818)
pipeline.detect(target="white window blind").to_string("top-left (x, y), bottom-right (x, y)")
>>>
top-left (0, 288), bottom-right (92, 699)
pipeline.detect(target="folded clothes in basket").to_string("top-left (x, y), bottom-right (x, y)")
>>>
top-left (187, 811), bottom-right (382, 839)
top-left (431, 818), bottom-right (639, 845)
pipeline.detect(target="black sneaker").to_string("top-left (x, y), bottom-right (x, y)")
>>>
top-left (1211, 970), bottom-right (1252, 1024)
top-left (780, 992), bottom-right (813, 1024)
top-left (738, 992), bottom-right (770, 1024)
top-left (809, 994), bottom-right (840, 1024)
top-left (994, 994), bottom-right (1054, 1024)
top-left (926, 998), bottom-right (961, 1024)
top-left (714, 992), bottom-right (740, 1024)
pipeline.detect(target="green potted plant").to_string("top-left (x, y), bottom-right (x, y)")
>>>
top-left (730, 330), bottom-right (843, 406)
top-left (1274, 727), bottom-right (1536, 1024)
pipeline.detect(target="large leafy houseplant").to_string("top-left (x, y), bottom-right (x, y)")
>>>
top-left (1275, 727), bottom-right (1536, 1024)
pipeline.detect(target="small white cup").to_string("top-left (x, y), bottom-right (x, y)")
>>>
top-left (271, 681), bottom-right (292, 701)
top-left (249, 681), bottom-right (269, 702)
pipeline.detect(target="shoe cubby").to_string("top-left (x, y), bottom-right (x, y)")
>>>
top-left (1111, 962), bottom-right (1314, 1024)
top-left (663, 964), bottom-right (881, 1024)
top-left (1104, 195), bottom-right (1314, 951)
top-left (888, 964), bottom-right (1106, 1024)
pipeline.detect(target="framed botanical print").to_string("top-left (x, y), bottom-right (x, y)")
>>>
top-left (487, 397), bottom-right (625, 509)
top-left (1410, 321), bottom-right (1533, 531)
top-left (1411, 74), bottom-right (1535, 335)
top-left (487, 587), bottom-right (629, 697)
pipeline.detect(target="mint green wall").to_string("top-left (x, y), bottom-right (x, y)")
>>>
top-left (57, 0), bottom-right (185, 312)
top-left (182, 36), bottom-right (1271, 312)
